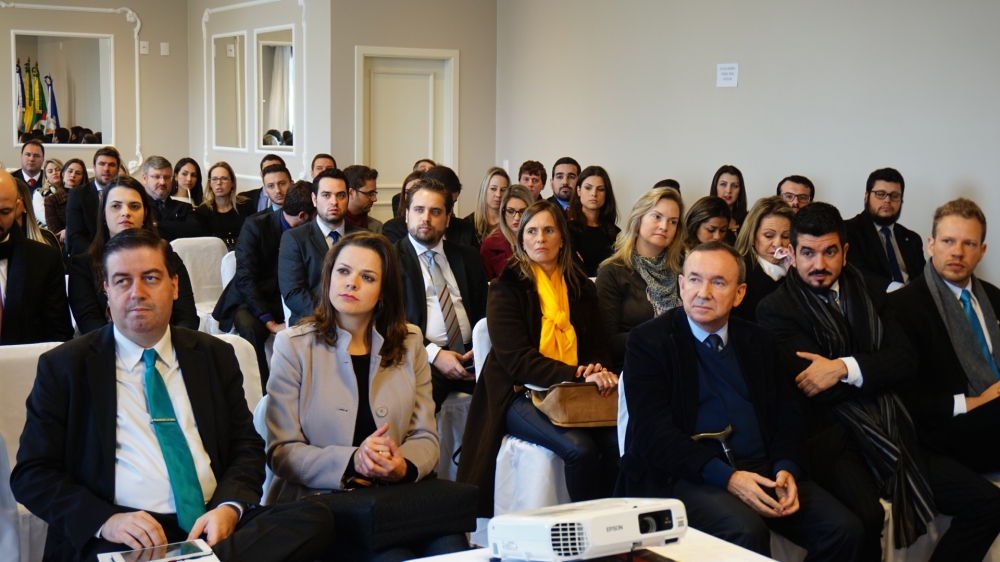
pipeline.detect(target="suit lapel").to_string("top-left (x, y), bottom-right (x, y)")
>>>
top-left (671, 311), bottom-right (702, 432)
top-left (443, 242), bottom-right (468, 299)
top-left (87, 325), bottom-right (120, 491)
top-left (862, 218), bottom-right (892, 276)
top-left (732, 325), bottom-right (768, 422)
top-left (308, 221), bottom-right (329, 262)
top-left (398, 240), bottom-right (428, 332)
top-left (172, 328), bottom-right (221, 470)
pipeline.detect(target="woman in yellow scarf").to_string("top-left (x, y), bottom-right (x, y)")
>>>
top-left (458, 200), bottom-right (619, 518)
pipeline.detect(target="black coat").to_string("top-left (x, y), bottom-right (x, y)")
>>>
top-left (10, 325), bottom-right (265, 560)
top-left (64, 181), bottom-right (101, 257)
top-left (845, 211), bottom-right (925, 291)
top-left (393, 237), bottom-right (488, 343)
top-left (594, 262), bottom-right (654, 373)
top-left (382, 215), bottom-right (479, 249)
top-left (151, 196), bottom-right (203, 241)
top-left (618, 308), bottom-right (806, 497)
top-left (214, 210), bottom-right (285, 330)
top-left (889, 273), bottom-right (1000, 448)
top-left (731, 255), bottom-right (784, 324)
top-left (0, 230), bottom-right (72, 344)
top-left (277, 221), bottom-right (367, 326)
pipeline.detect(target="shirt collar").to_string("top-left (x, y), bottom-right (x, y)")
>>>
top-left (943, 277), bottom-right (973, 298)
top-left (408, 234), bottom-right (442, 257)
top-left (873, 221), bottom-right (895, 232)
top-left (23, 171), bottom-right (41, 182)
top-left (114, 325), bottom-right (174, 373)
top-left (316, 219), bottom-right (345, 238)
top-left (756, 255), bottom-right (787, 282)
top-left (555, 198), bottom-right (569, 210)
top-left (687, 316), bottom-right (729, 347)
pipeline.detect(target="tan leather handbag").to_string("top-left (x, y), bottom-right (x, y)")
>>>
top-left (526, 382), bottom-right (618, 428)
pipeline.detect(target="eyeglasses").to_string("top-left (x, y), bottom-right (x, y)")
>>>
top-left (781, 193), bottom-right (811, 203)
top-left (356, 189), bottom-right (378, 199)
top-left (504, 207), bottom-right (526, 218)
top-left (210, 177), bottom-right (231, 183)
top-left (870, 190), bottom-right (902, 203)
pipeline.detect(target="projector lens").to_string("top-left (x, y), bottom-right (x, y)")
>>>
top-left (639, 516), bottom-right (657, 533)
top-left (638, 510), bottom-right (674, 534)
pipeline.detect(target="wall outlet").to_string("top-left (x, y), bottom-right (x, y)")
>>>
top-left (160, 42), bottom-right (169, 56)
top-left (139, 41), bottom-right (149, 55)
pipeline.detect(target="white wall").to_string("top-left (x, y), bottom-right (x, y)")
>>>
top-left (496, 0), bottom-right (1000, 281)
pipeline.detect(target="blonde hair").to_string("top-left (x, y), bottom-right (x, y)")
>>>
top-left (602, 187), bottom-right (685, 274)
top-left (42, 158), bottom-right (64, 191)
top-left (473, 167), bottom-right (510, 241)
top-left (498, 184), bottom-right (534, 246)
top-left (734, 196), bottom-right (795, 266)
top-left (202, 161), bottom-right (248, 211)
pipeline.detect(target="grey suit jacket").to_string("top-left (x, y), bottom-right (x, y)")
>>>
top-left (264, 323), bottom-right (439, 504)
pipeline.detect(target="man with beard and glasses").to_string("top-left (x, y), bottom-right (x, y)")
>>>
top-left (546, 157), bottom-right (580, 212)
top-left (394, 179), bottom-right (487, 412)
top-left (758, 203), bottom-right (1000, 562)
top-left (845, 168), bottom-right (925, 292)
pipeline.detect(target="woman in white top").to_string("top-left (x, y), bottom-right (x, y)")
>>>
top-left (732, 196), bottom-right (795, 322)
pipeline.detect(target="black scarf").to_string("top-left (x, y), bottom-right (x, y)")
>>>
top-left (0, 228), bottom-right (28, 344)
top-left (786, 264), bottom-right (936, 548)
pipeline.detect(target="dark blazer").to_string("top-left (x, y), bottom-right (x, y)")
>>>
top-left (618, 308), bottom-right (806, 497)
top-left (214, 210), bottom-right (286, 331)
top-left (242, 187), bottom-right (266, 212)
top-left (67, 248), bottom-right (200, 334)
top-left (756, 275), bottom-right (917, 468)
top-left (732, 255), bottom-right (784, 324)
top-left (0, 233), bottom-right (72, 345)
top-left (278, 221), bottom-right (366, 326)
top-left (64, 180), bottom-right (102, 257)
top-left (382, 215), bottom-right (479, 249)
top-left (594, 262), bottom-right (655, 373)
top-left (10, 325), bottom-right (265, 560)
top-left (151, 196), bottom-right (203, 241)
top-left (845, 211), bottom-right (925, 291)
top-left (889, 273), bottom-right (1000, 447)
top-left (456, 265), bottom-right (610, 517)
top-left (193, 200), bottom-right (257, 249)
top-left (12, 169), bottom-right (39, 186)
top-left (393, 237), bottom-right (488, 343)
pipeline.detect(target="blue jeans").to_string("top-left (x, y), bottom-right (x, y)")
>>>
top-left (506, 394), bottom-right (619, 502)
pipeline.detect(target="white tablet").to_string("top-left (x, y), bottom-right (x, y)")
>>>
top-left (107, 539), bottom-right (213, 562)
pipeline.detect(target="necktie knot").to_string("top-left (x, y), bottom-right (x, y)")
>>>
top-left (142, 348), bottom-right (159, 370)
top-left (27, 178), bottom-right (36, 188)
top-left (880, 226), bottom-right (891, 237)
top-left (706, 334), bottom-right (724, 353)
top-left (328, 230), bottom-right (340, 245)
top-left (961, 289), bottom-right (973, 308)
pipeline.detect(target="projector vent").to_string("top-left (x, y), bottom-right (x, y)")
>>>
top-left (550, 522), bottom-right (589, 557)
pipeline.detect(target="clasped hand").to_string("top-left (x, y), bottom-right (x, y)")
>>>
top-left (794, 352), bottom-right (847, 397)
top-left (727, 470), bottom-right (799, 518)
top-left (576, 363), bottom-right (617, 396)
top-left (354, 423), bottom-right (407, 482)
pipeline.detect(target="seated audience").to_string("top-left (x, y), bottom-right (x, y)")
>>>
top-left (46, 158), bottom-right (87, 244)
top-left (279, 168), bottom-right (366, 326)
top-left (310, 153), bottom-right (337, 179)
top-left (343, 165), bottom-right (383, 233)
top-left (195, 161), bottom-right (256, 250)
top-left (480, 185), bottom-right (532, 280)
top-left (393, 179), bottom-right (487, 412)
top-left (846, 167), bottom-right (925, 292)
top-left (757, 202), bottom-right (1000, 561)
top-left (172, 157), bottom-right (204, 206)
top-left (618, 241), bottom-right (863, 559)
top-left (0, 170), bottom-right (72, 344)
top-left (518, 160), bottom-right (547, 201)
top-left (383, 166), bottom-right (477, 248)
top-left (53, 127), bottom-right (69, 144)
top-left (66, 146), bottom-right (119, 257)
top-left (243, 154), bottom-right (287, 213)
top-left (214, 181), bottom-right (316, 388)
top-left (32, 158), bottom-right (62, 227)
top-left (568, 165), bottom-right (620, 277)
top-left (414, 158), bottom-right (436, 173)
top-left (141, 156), bottom-right (203, 241)
top-left (596, 187), bottom-right (684, 373)
top-left (547, 157), bottom-right (580, 211)
top-left (776, 175), bottom-right (815, 213)
top-left (731, 196), bottom-right (795, 322)
top-left (684, 196), bottom-right (732, 250)
top-left (465, 167), bottom-right (510, 244)
top-left (69, 176), bottom-right (198, 334)
top-left (891, 198), bottom-right (1000, 473)
top-left (393, 170), bottom-right (424, 217)
top-left (13, 228), bottom-right (334, 562)
top-left (458, 200), bottom-right (617, 518)
top-left (266, 232), bottom-right (467, 560)
top-left (710, 165), bottom-right (747, 244)
top-left (653, 178), bottom-right (681, 191)
top-left (13, 177), bottom-right (60, 250)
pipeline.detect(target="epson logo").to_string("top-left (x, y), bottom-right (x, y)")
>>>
top-left (606, 525), bottom-right (624, 532)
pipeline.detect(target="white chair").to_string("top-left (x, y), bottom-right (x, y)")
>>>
top-left (252, 396), bottom-right (274, 503)
top-left (436, 392), bottom-right (470, 481)
top-left (220, 251), bottom-right (237, 288)
top-left (0, 431), bottom-right (20, 562)
top-left (211, 334), bottom-right (263, 412)
top-left (170, 237), bottom-right (228, 334)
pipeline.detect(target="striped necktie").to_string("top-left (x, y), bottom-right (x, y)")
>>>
top-left (960, 290), bottom-right (1000, 379)
top-left (423, 250), bottom-right (465, 353)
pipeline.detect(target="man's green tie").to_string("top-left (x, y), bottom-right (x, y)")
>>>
top-left (142, 349), bottom-right (206, 532)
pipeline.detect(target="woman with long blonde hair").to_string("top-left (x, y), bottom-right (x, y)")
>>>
top-left (466, 167), bottom-right (510, 243)
top-left (732, 196), bottom-right (795, 322)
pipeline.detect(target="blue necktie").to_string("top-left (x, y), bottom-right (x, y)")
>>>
top-left (960, 290), bottom-right (1000, 379)
top-left (705, 334), bottom-right (724, 353)
top-left (142, 349), bottom-right (206, 532)
top-left (328, 230), bottom-right (340, 246)
top-left (879, 226), bottom-right (905, 283)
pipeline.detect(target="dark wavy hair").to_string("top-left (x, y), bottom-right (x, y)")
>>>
top-left (683, 196), bottom-right (732, 249)
top-left (304, 232), bottom-right (409, 368)
top-left (710, 164), bottom-right (747, 225)
top-left (172, 157), bottom-right (204, 205)
top-left (61, 158), bottom-right (90, 188)
top-left (87, 175), bottom-right (160, 287)
top-left (568, 165), bottom-right (619, 239)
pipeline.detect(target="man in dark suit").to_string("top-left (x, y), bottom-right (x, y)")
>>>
top-left (65, 145), bottom-right (120, 257)
top-left (0, 170), bottom-right (73, 344)
top-left (214, 181), bottom-right (315, 387)
top-left (382, 165), bottom-right (478, 248)
top-left (10, 228), bottom-right (332, 562)
top-left (619, 241), bottom-right (862, 560)
top-left (845, 167), bottom-right (925, 292)
top-left (12, 139), bottom-right (44, 189)
top-left (141, 156), bottom-right (202, 241)
top-left (890, 198), bottom-right (1000, 472)
top-left (758, 202), bottom-right (1000, 562)
top-left (279, 168), bottom-right (365, 326)
top-left (546, 156), bottom-right (579, 212)
top-left (241, 154), bottom-right (285, 214)
top-left (393, 178), bottom-right (487, 412)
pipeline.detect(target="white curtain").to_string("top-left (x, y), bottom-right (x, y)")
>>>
top-left (267, 46), bottom-right (290, 133)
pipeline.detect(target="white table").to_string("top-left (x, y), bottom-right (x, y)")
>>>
top-left (417, 528), bottom-right (774, 561)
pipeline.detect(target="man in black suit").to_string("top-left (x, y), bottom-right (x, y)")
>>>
top-left (845, 167), bottom-right (925, 292)
top-left (546, 157), bottom-right (579, 212)
top-left (214, 181), bottom-right (315, 387)
top-left (65, 145), bottom-right (120, 257)
top-left (393, 178), bottom-right (487, 412)
top-left (10, 228), bottom-right (332, 562)
top-left (241, 154), bottom-right (285, 214)
top-left (0, 170), bottom-right (73, 344)
top-left (619, 241), bottom-right (862, 560)
top-left (758, 202), bottom-right (1000, 562)
top-left (279, 168), bottom-right (365, 326)
top-left (12, 139), bottom-right (44, 189)
top-left (382, 165), bottom-right (478, 248)
top-left (141, 156), bottom-right (202, 241)
top-left (891, 198), bottom-right (1000, 472)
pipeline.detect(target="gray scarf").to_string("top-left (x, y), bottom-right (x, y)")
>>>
top-left (633, 250), bottom-right (680, 316)
top-left (923, 261), bottom-right (1000, 395)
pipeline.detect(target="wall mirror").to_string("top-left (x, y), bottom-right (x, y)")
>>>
top-left (213, 34), bottom-right (246, 149)
top-left (12, 32), bottom-right (113, 145)
top-left (256, 27), bottom-right (294, 151)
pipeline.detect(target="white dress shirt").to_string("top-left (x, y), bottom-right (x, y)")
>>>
top-left (820, 280), bottom-right (864, 388)
top-left (407, 235), bottom-right (472, 362)
top-left (316, 219), bottom-right (346, 249)
top-left (942, 278), bottom-right (993, 416)
top-left (757, 255), bottom-right (787, 283)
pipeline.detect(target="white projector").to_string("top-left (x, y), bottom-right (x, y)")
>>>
top-left (487, 498), bottom-right (687, 561)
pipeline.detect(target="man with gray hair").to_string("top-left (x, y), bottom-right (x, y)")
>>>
top-left (141, 156), bottom-right (202, 241)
